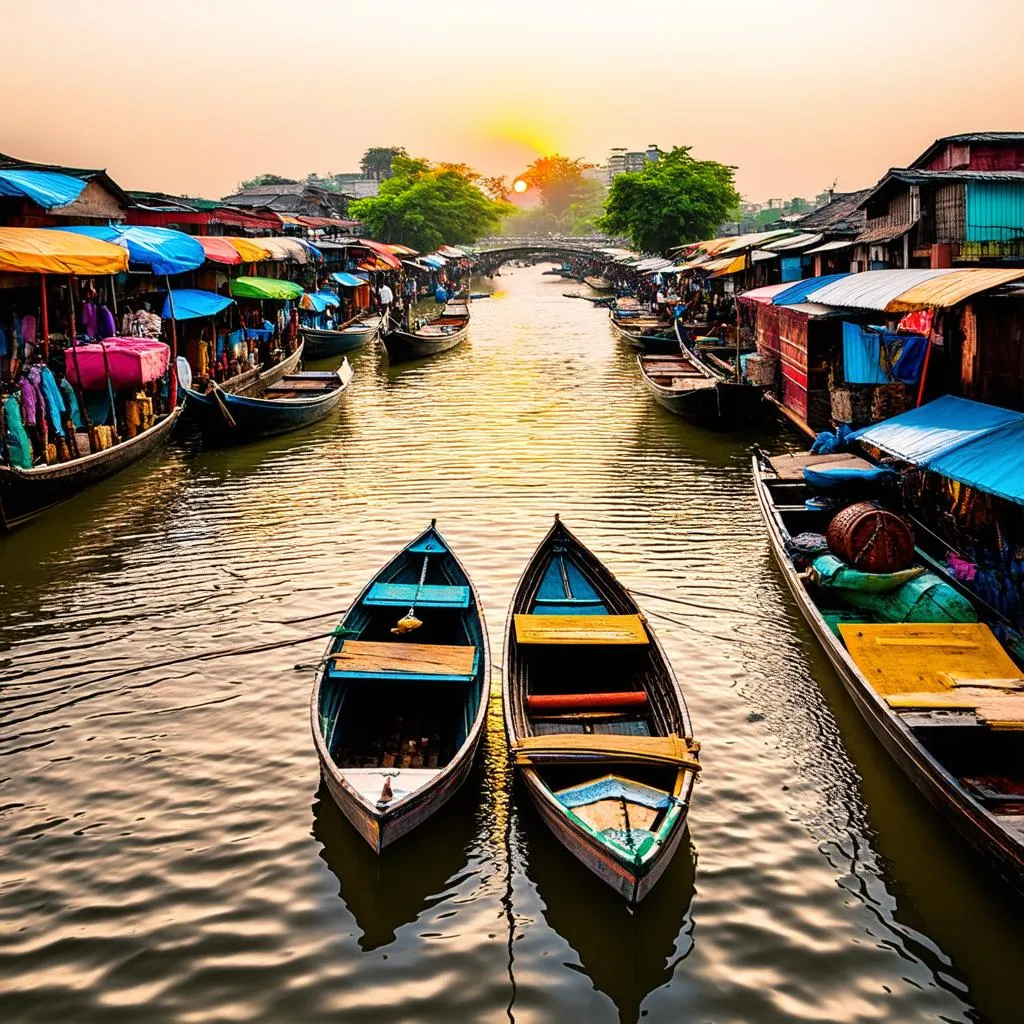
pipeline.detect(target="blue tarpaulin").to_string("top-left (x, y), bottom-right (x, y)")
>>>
top-left (53, 225), bottom-right (205, 275)
top-left (331, 272), bottom-right (364, 288)
top-left (852, 395), bottom-right (1024, 505)
top-left (842, 322), bottom-right (929, 384)
top-left (772, 273), bottom-right (851, 306)
top-left (162, 289), bottom-right (234, 321)
top-left (0, 169), bottom-right (88, 209)
top-left (299, 290), bottom-right (341, 312)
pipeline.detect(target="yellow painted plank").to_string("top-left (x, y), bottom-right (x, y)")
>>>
top-left (514, 614), bottom-right (649, 646)
top-left (331, 640), bottom-right (475, 676)
top-left (512, 733), bottom-right (700, 769)
top-left (839, 623), bottom-right (1019, 697)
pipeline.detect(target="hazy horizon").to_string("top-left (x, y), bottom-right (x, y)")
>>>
top-left (5, 0), bottom-right (1023, 205)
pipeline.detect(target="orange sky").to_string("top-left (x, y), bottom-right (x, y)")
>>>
top-left (5, 0), bottom-right (1023, 203)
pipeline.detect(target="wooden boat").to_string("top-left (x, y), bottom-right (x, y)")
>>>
top-left (184, 359), bottom-right (352, 445)
top-left (300, 317), bottom-right (380, 360)
top-left (609, 310), bottom-right (676, 352)
top-left (379, 307), bottom-right (470, 363)
top-left (0, 404), bottom-right (183, 531)
top-left (220, 340), bottom-right (305, 396)
top-left (673, 320), bottom-right (767, 425)
top-left (636, 352), bottom-right (720, 422)
top-left (311, 520), bottom-right (490, 851)
top-left (753, 451), bottom-right (1024, 895)
top-left (503, 516), bottom-right (700, 903)
top-left (584, 275), bottom-right (612, 291)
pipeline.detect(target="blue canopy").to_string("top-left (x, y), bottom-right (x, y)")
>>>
top-left (300, 290), bottom-right (341, 312)
top-left (331, 271), bottom-right (364, 288)
top-left (53, 225), bottom-right (205, 275)
top-left (852, 395), bottom-right (1024, 505)
top-left (421, 255), bottom-right (445, 268)
top-left (772, 273), bottom-right (851, 306)
top-left (162, 289), bottom-right (234, 321)
top-left (0, 169), bottom-right (87, 209)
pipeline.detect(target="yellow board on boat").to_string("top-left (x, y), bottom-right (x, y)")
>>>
top-left (514, 614), bottom-right (649, 646)
top-left (512, 733), bottom-right (700, 769)
top-left (837, 623), bottom-right (1020, 697)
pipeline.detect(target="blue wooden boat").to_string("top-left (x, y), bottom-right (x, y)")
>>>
top-left (184, 359), bottom-right (352, 445)
top-left (311, 521), bottom-right (490, 850)
top-left (300, 317), bottom-right (380, 360)
top-left (503, 517), bottom-right (700, 903)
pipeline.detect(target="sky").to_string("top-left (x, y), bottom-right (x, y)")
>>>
top-left (4, 0), bottom-right (1024, 204)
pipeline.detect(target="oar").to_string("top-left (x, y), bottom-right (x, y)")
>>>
top-left (392, 554), bottom-right (429, 634)
top-left (209, 380), bottom-right (237, 429)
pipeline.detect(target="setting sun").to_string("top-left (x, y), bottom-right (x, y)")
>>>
top-left (513, 178), bottom-right (528, 193)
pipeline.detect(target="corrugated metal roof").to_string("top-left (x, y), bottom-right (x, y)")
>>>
top-left (711, 254), bottom-right (747, 277)
top-left (779, 302), bottom-right (842, 318)
top-left (771, 273), bottom-right (852, 305)
top-left (804, 269), bottom-right (958, 310)
top-left (761, 232), bottom-right (823, 252)
top-left (718, 229), bottom-right (797, 254)
top-left (793, 190), bottom-right (870, 234)
top-left (805, 239), bottom-right (854, 254)
top-left (855, 220), bottom-right (918, 244)
top-left (885, 268), bottom-right (1024, 311)
top-left (737, 282), bottom-right (792, 304)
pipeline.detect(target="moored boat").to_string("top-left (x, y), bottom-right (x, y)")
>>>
top-left (503, 516), bottom-right (700, 903)
top-left (636, 352), bottom-right (719, 422)
top-left (300, 317), bottom-right (380, 360)
top-left (219, 339), bottom-right (305, 396)
top-left (0, 403), bottom-right (183, 531)
top-left (183, 358), bottom-right (352, 445)
top-left (379, 308), bottom-right (470, 363)
top-left (311, 520), bottom-right (490, 851)
top-left (753, 450), bottom-right (1024, 895)
top-left (584, 275), bottom-right (612, 291)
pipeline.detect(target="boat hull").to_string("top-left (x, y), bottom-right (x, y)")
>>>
top-left (0, 405), bottom-right (183, 531)
top-left (380, 323), bottom-right (469, 363)
top-left (753, 457), bottom-right (1024, 895)
top-left (301, 320), bottom-right (378, 360)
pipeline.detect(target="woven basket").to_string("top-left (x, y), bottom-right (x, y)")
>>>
top-left (746, 355), bottom-right (777, 387)
top-left (827, 502), bottom-right (915, 573)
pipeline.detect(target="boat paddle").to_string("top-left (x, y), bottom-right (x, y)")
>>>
top-left (209, 380), bottom-right (237, 429)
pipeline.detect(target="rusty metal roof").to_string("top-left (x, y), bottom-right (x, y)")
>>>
top-left (885, 268), bottom-right (1024, 311)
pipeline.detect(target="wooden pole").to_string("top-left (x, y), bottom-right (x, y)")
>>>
top-left (39, 274), bottom-right (50, 360)
top-left (165, 276), bottom-right (179, 411)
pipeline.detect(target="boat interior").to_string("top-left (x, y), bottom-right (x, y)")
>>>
top-left (262, 371), bottom-right (343, 401)
top-left (761, 452), bottom-right (1024, 832)
top-left (639, 354), bottom-right (713, 391)
top-left (318, 532), bottom-right (482, 808)
top-left (515, 543), bottom-right (684, 857)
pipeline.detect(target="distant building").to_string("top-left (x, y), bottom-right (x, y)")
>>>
top-left (600, 145), bottom-right (662, 186)
top-left (220, 182), bottom-right (352, 219)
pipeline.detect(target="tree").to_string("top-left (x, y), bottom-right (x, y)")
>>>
top-left (350, 156), bottom-right (512, 250)
top-left (480, 175), bottom-right (509, 201)
top-left (521, 155), bottom-right (595, 219)
top-left (360, 147), bottom-right (407, 182)
top-left (599, 147), bottom-right (740, 253)
top-left (237, 173), bottom-right (298, 190)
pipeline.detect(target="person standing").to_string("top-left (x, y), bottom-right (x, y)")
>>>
top-left (378, 281), bottom-right (394, 326)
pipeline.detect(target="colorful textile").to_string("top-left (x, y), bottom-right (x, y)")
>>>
top-left (65, 339), bottom-right (170, 391)
top-left (38, 366), bottom-right (67, 437)
top-left (2, 394), bottom-right (33, 468)
top-left (97, 306), bottom-right (116, 340)
top-left (842, 322), bottom-right (928, 384)
top-left (59, 377), bottom-right (83, 429)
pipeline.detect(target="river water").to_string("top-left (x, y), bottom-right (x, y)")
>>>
top-left (1, 265), bottom-right (1022, 1023)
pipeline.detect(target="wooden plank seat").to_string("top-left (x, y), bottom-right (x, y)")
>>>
top-left (328, 640), bottom-right (477, 682)
top-left (265, 379), bottom-right (336, 393)
top-left (514, 614), bottom-right (649, 646)
top-left (512, 733), bottom-right (701, 770)
top-left (527, 692), bottom-right (649, 712)
top-left (362, 581), bottom-right (471, 609)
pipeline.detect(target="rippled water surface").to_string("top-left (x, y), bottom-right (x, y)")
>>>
top-left (2, 266), bottom-right (1023, 1023)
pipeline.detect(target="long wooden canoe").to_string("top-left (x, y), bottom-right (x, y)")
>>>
top-left (311, 520), bottom-right (490, 851)
top-left (503, 516), bottom-right (700, 903)
top-left (636, 352), bottom-right (720, 422)
top-left (220, 339), bottom-right (305, 396)
top-left (0, 404), bottom-right (183, 531)
top-left (300, 317), bottom-right (380, 360)
top-left (753, 452), bottom-right (1024, 895)
top-left (379, 308), bottom-right (470, 363)
top-left (185, 359), bottom-right (352, 445)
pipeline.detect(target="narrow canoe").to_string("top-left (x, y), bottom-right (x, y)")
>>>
top-left (219, 340), bottom-right (305, 396)
top-left (380, 312), bottom-right (470, 363)
top-left (311, 520), bottom-right (490, 851)
top-left (636, 353), bottom-right (720, 422)
top-left (300, 317), bottom-right (380, 360)
top-left (674, 320), bottom-right (766, 425)
top-left (0, 405), bottom-right (183, 531)
top-left (503, 516), bottom-right (700, 903)
top-left (184, 359), bottom-right (352, 445)
top-left (584, 275), bottom-right (612, 291)
top-left (753, 452), bottom-right (1024, 895)
top-left (609, 312), bottom-right (677, 352)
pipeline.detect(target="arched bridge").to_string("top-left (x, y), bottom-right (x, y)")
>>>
top-left (473, 236), bottom-right (619, 267)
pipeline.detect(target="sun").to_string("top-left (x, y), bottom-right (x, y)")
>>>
top-left (513, 179), bottom-right (528, 194)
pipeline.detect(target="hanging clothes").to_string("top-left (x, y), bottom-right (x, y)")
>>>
top-left (81, 301), bottom-right (98, 339)
top-left (97, 305), bottom-right (116, 339)
top-left (20, 314), bottom-right (36, 347)
top-left (2, 394), bottom-right (33, 469)
top-left (37, 366), bottom-right (67, 438)
top-left (58, 377), bottom-right (84, 430)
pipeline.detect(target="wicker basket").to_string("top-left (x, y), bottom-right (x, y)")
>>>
top-left (827, 502), bottom-right (915, 573)
top-left (745, 354), bottom-right (777, 387)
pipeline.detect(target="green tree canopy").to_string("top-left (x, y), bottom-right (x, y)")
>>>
top-left (236, 173), bottom-right (298, 190)
top-left (599, 147), bottom-right (740, 253)
top-left (360, 146), bottom-right (407, 181)
top-left (350, 156), bottom-right (511, 251)
top-left (522, 155), bottom-right (595, 219)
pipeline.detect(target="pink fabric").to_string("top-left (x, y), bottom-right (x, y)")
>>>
top-left (65, 338), bottom-right (170, 391)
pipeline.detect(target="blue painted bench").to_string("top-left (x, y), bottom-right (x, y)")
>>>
top-left (362, 582), bottom-right (471, 609)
